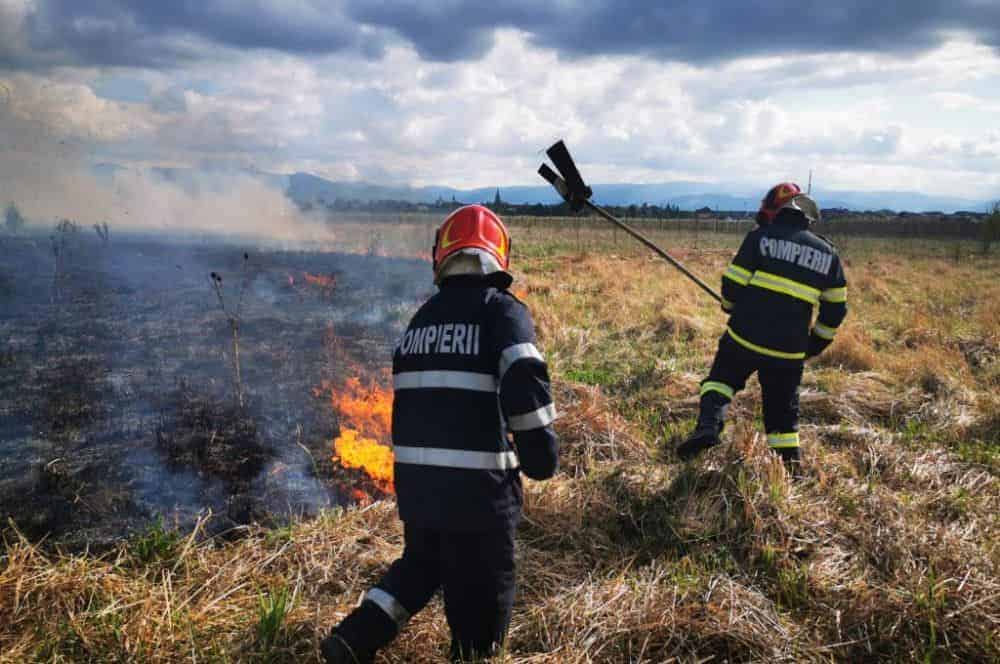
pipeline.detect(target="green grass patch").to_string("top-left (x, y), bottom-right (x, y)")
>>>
top-left (563, 365), bottom-right (617, 386)
top-left (127, 517), bottom-right (182, 568)
top-left (255, 584), bottom-right (295, 656)
top-left (953, 440), bottom-right (1000, 473)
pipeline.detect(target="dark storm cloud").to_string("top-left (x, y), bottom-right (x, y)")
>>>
top-left (3, 0), bottom-right (999, 70)
top-left (346, 0), bottom-right (1000, 63)
top-left (346, 1), bottom-right (551, 61)
top-left (8, 0), bottom-right (386, 69)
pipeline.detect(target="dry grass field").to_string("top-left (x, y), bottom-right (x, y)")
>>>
top-left (1, 220), bottom-right (998, 662)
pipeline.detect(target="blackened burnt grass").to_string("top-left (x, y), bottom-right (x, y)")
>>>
top-left (0, 232), bottom-right (429, 548)
top-left (1, 222), bottom-right (998, 662)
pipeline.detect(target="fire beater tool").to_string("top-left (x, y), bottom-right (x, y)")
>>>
top-left (538, 140), bottom-right (723, 305)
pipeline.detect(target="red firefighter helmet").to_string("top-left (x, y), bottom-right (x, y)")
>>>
top-left (432, 205), bottom-right (511, 275)
top-left (757, 182), bottom-right (803, 224)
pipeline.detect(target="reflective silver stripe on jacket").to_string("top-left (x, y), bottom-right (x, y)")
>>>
top-left (498, 343), bottom-right (544, 382)
top-left (393, 370), bottom-right (498, 392)
top-left (821, 286), bottom-right (847, 303)
top-left (506, 403), bottom-right (557, 431)
top-left (365, 588), bottom-right (410, 627)
top-left (393, 445), bottom-right (520, 470)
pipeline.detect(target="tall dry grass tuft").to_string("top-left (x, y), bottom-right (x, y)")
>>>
top-left (812, 325), bottom-right (878, 372)
top-left (0, 506), bottom-right (407, 663)
top-left (550, 381), bottom-right (649, 477)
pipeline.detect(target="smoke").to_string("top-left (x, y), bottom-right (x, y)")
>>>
top-left (0, 72), bottom-right (438, 547)
top-left (94, 170), bottom-right (338, 243)
top-left (0, 75), bottom-right (335, 245)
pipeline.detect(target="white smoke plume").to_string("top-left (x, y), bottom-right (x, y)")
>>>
top-left (0, 75), bottom-right (335, 245)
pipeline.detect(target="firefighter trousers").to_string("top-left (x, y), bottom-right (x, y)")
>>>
top-left (334, 522), bottom-right (516, 663)
top-left (697, 333), bottom-right (804, 454)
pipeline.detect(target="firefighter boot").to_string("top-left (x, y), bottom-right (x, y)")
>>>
top-left (320, 600), bottom-right (397, 664)
top-left (677, 426), bottom-right (720, 460)
top-left (774, 447), bottom-right (800, 464)
top-left (320, 632), bottom-right (370, 664)
top-left (677, 391), bottom-right (729, 460)
top-left (774, 446), bottom-right (803, 478)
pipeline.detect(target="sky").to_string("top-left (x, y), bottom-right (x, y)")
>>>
top-left (2, 0), bottom-right (1000, 201)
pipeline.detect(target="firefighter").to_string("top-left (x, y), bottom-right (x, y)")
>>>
top-left (678, 183), bottom-right (848, 465)
top-left (321, 205), bottom-right (558, 663)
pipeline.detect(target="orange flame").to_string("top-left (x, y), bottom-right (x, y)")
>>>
top-left (303, 272), bottom-right (337, 290)
top-left (330, 376), bottom-right (392, 442)
top-left (334, 429), bottom-right (394, 491)
top-left (325, 373), bottom-right (395, 493)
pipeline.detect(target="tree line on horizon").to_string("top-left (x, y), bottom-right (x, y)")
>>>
top-left (293, 192), bottom-right (999, 222)
top-left (3, 196), bottom-right (997, 251)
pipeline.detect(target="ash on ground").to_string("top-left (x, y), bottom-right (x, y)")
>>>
top-left (0, 233), bottom-right (430, 549)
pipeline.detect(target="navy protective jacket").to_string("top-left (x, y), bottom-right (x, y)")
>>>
top-left (720, 210), bottom-right (848, 364)
top-left (391, 274), bottom-right (558, 532)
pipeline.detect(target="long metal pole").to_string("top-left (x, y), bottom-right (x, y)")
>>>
top-left (538, 161), bottom-right (723, 304)
top-left (582, 200), bottom-right (723, 304)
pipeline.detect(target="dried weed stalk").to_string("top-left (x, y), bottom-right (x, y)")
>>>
top-left (210, 252), bottom-right (251, 410)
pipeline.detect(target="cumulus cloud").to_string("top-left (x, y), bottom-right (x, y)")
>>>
top-left (930, 91), bottom-right (1000, 113)
top-left (924, 131), bottom-right (1000, 174)
top-left (2, 73), bottom-right (159, 143)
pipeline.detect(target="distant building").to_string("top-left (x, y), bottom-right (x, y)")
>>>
top-left (695, 206), bottom-right (714, 219)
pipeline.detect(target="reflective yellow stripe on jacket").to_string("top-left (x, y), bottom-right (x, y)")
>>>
top-left (723, 264), bottom-right (752, 286)
top-left (748, 270), bottom-right (821, 305)
top-left (726, 326), bottom-right (806, 360)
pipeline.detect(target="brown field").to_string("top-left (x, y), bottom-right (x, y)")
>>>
top-left (1, 218), bottom-right (998, 662)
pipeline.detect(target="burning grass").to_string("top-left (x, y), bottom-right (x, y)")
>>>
top-left (1, 227), bottom-right (998, 661)
top-left (289, 271), bottom-right (338, 298)
top-left (303, 272), bottom-right (337, 290)
top-left (316, 371), bottom-right (395, 495)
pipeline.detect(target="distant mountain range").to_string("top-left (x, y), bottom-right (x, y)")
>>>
top-left (285, 172), bottom-right (991, 214)
top-left (91, 164), bottom-right (993, 214)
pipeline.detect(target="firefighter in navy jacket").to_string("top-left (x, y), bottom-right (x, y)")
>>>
top-left (678, 183), bottom-right (848, 464)
top-left (322, 205), bottom-right (558, 663)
